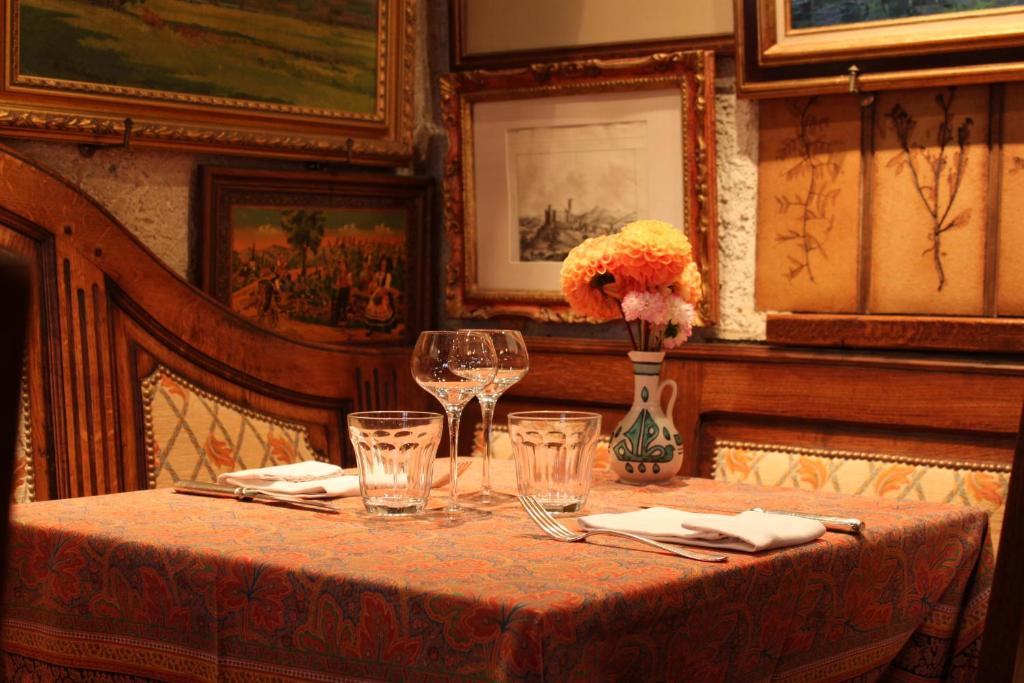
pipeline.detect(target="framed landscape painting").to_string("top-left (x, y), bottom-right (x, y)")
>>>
top-left (0, 0), bottom-right (415, 161)
top-left (440, 52), bottom-right (719, 325)
top-left (758, 0), bottom-right (1024, 65)
top-left (197, 168), bottom-right (431, 346)
top-left (736, 0), bottom-right (1024, 95)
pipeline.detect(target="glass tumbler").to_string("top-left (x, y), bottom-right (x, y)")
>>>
top-left (347, 411), bottom-right (444, 515)
top-left (507, 411), bottom-right (601, 513)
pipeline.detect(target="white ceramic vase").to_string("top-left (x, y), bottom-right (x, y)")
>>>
top-left (608, 351), bottom-right (683, 485)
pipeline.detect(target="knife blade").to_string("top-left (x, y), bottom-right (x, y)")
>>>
top-left (173, 480), bottom-right (340, 513)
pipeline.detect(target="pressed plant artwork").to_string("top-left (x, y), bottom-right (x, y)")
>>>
top-left (771, 98), bottom-right (845, 284)
top-left (755, 95), bottom-right (860, 313)
top-left (884, 88), bottom-right (973, 291)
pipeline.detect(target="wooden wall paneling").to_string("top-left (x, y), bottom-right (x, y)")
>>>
top-left (697, 357), bottom-right (1020, 436)
top-left (515, 340), bottom-right (1024, 478)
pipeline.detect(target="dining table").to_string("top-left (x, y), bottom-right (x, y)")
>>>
top-left (1, 459), bottom-right (991, 683)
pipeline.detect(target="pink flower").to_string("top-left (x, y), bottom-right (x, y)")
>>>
top-left (620, 291), bottom-right (670, 325)
top-left (662, 300), bottom-right (696, 349)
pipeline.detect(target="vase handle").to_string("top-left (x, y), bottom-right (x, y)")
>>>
top-left (657, 379), bottom-right (678, 418)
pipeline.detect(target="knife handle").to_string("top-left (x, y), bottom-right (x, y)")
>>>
top-left (174, 480), bottom-right (244, 499)
top-left (757, 508), bottom-right (864, 534)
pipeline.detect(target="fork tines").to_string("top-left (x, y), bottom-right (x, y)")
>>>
top-left (518, 495), bottom-right (574, 540)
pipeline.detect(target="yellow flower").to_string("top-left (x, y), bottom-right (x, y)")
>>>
top-left (608, 220), bottom-right (693, 290)
top-left (560, 234), bottom-right (622, 321)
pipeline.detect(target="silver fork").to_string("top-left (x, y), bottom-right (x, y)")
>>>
top-left (517, 496), bottom-right (727, 563)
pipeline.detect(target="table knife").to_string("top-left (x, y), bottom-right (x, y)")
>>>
top-left (173, 480), bottom-right (340, 513)
top-left (751, 508), bottom-right (864, 534)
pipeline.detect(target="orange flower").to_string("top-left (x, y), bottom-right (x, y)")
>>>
top-left (670, 261), bottom-right (703, 307)
top-left (608, 220), bottom-right (693, 290)
top-left (560, 234), bottom-right (622, 321)
top-left (560, 220), bottom-right (701, 328)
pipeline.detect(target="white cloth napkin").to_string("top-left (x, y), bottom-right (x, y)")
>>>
top-left (217, 461), bottom-right (359, 498)
top-left (216, 460), bottom-right (471, 500)
top-left (577, 507), bottom-right (826, 552)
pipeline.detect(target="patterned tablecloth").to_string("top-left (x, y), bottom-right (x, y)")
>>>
top-left (2, 460), bottom-right (991, 683)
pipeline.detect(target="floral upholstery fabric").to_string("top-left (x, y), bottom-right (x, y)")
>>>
top-left (713, 440), bottom-right (1010, 550)
top-left (142, 367), bottom-right (320, 489)
top-left (473, 422), bottom-right (612, 471)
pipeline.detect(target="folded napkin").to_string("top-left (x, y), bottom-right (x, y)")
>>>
top-left (217, 461), bottom-right (358, 498)
top-left (577, 507), bottom-right (826, 552)
top-left (217, 460), bottom-right (471, 500)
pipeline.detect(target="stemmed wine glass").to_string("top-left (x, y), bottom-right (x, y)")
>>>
top-left (470, 330), bottom-right (529, 504)
top-left (411, 330), bottom-right (497, 518)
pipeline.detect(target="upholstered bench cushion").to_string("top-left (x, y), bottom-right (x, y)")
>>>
top-left (714, 440), bottom-right (1010, 550)
top-left (142, 367), bottom-right (321, 489)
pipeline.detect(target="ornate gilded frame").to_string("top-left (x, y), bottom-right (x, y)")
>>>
top-left (736, 0), bottom-right (1024, 97)
top-left (440, 51), bottom-right (718, 324)
top-left (196, 167), bottom-right (432, 346)
top-left (0, 0), bottom-right (415, 162)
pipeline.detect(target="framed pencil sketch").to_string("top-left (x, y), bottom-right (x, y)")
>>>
top-left (736, 0), bottom-right (1024, 97)
top-left (0, 0), bottom-right (415, 162)
top-left (197, 168), bottom-right (431, 346)
top-left (440, 51), bottom-right (719, 324)
top-left (450, 0), bottom-right (733, 70)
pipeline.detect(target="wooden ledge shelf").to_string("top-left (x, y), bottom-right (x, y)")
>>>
top-left (767, 313), bottom-right (1024, 354)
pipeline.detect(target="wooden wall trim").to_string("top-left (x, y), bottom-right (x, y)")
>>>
top-left (528, 337), bottom-right (1024, 375)
top-left (766, 314), bottom-right (1024, 355)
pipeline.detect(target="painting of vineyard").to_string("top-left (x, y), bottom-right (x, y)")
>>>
top-left (229, 205), bottom-right (408, 345)
top-left (18, 0), bottom-right (379, 114)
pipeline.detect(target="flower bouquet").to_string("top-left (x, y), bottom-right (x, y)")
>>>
top-left (560, 220), bottom-right (702, 483)
top-left (561, 219), bottom-right (702, 349)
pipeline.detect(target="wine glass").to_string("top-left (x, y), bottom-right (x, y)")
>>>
top-left (469, 330), bottom-right (529, 504)
top-left (411, 330), bottom-right (497, 517)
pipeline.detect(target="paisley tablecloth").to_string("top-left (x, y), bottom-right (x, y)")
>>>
top-left (2, 461), bottom-right (991, 682)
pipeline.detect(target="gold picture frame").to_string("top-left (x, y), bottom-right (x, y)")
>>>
top-left (449, 0), bottom-right (733, 71)
top-left (736, 0), bottom-right (1024, 97)
top-left (0, 0), bottom-right (415, 163)
top-left (440, 51), bottom-right (718, 324)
